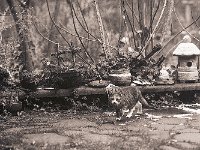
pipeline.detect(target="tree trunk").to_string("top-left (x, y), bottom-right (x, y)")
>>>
top-left (47, 0), bottom-right (61, 57)
top-left (6, 0), bottom-right (34, 72)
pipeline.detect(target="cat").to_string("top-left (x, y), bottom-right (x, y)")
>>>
top-left (106, 84), bottom-right (150, 121)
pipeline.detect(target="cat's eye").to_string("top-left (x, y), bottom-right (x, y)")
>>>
top-left (116, 97), bottom-right (121, 100)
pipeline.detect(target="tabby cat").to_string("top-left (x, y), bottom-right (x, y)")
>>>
top-left (106, 84), bottom-right (149, 120)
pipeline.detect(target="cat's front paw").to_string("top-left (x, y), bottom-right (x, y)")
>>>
top-left (116, 117), bottom-right (122, 121)
top-left (136, 112), bottom-right (143, 115)
top-left (126, 113), bottom-right (133, 118)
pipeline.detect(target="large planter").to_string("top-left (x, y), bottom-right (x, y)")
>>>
top-left (57, 69), bottom-right (81, 88)
top-left (20, 79), bottom-right (37, 91)
top-left (109, 68), bottom-right (132, 86)
top-left (6, 101), bottom-right (22, 114)
top-left (39, 69), bottom-right (82, 89)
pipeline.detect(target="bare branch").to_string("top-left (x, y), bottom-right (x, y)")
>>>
top-left (76, 0), bottom-right (90, 49)
top-left (122, 0), bottom-right (137, 49)
top-left (59, 22), bottom-right (117, 50)
top-left (71, 1), bottom-right (100, 43)
top-left (149, 0), bottom-right (161, 30)
top-left (59, 22), bottom-right (98, 42)
top-left (68, 0), bottom-right (95, 64)
top-left (45, 0), bottom-right (70, 46)
top-left (174, 7), bottom-right (200, 42)
top-left (137, 0), bottom-right (168, 58)
top-left (124, 0), bottom-right (139, 25)
top-left (154, 14), bottom-right (200, 57)
top-left (32, 19), bottom-right (58, 45)
top-left (191, 12), bottom-right (200, 29)
top-left (94, 0), bottom-right (107, 57)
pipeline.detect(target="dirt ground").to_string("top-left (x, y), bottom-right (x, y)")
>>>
top-left (1, 106), bottom-right (200, 150)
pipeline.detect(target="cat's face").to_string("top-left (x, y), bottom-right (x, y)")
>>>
top-left (109, 93), bottom-right (121, 106)
top-left (106, 84), bottom-right (123, 108)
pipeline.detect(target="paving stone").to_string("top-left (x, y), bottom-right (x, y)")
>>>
top-left (83, 133), bottom-right (120, 144)
top-left (157, 118), bottom-right (187, 125)
top-left (53, 118), bottom-right (97, 128)
top-left (126, 125), bottom-right (145, 132)
top-left (159, 145), bottom-right (180, 150)
top-left (95, 129), bottom-right (126, 136)
top-left (150, 123), bottom-right (175, 131)
top-left (127, 136), bottom-right (143, 142)
top-left (148, 130), bottom-right (170, 140)
top-left (63, 130), bottom-right (87, 136)
top-left (172, 125), bottom-right (186, 131)
top-left (174, 133), bottom-right (200, 144)
top-left (23, 133), bottom-right (70, 145)
top-left (177, 128), bottom-right (199, 133)
top-left (176, 142), bottom-right (198, 149)
top-left (189, 120), bottom-right (200, 129)
top-left (3, 127), bottom-right (23, 133)
top-left (99, 124), bottom-right (119, 130)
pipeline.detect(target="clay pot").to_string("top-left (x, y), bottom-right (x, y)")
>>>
top-left (58, 70), bottom-right (81, 88)
top-left (109, 69), bottom-right (132, 86)
top-left (6, 102), bottom-right (22, 114)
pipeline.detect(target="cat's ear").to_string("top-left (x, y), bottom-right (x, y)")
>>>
top-left (105, 84), bottom-right (112, 93)
top-left (105, 87), bottom-right (112, 95)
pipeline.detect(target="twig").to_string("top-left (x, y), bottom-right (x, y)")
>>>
top-left (149, 0), bottom-right (154, 50)
top-left (59, 22), bottom-right (117, 50)
top-left (164, 39), bottom-right (183, 57)
top-left (76, 0), bottom-right (90, 49)
top-left (68, 0), bottom-right (95, 64)
top-left (122, 0), bottom-right (137, 49)
top-left (154, 14), bottom-right (200, 57)
top-left (118, 0), bottom-right (123, 48)
top-left (94, 0), bottom-right (107, 58)
top-left (32, 8), bottom-right (92, 67)
top-left (45, 0), bottom-right (70, 46)
top-left (160, 0), bottom-right (174, 43)
top-left (70, 1), bottom-right (100, 43)
top-left (46, 0), bottom-right (96, 66)
top-left (31, 15), bottom-right (59, 45)
top-left (131, 0), bottom-right (138, 49)
top-left (125, 0), bottom-right (139, 25)
top-left (191, 11), bottom-right (200, 29)
top-left (174, 7), bottom-right (200, 42)
top-left (31, 12), bottom-right (101, 44)
top-left (136, 0), bottom-right (168, 58)
top-left (149, 0), bottom-right (161, 30)
top-left (59, 22), bottom-right (98, 42)
top-left (137, 0), bottom-right (144, 29)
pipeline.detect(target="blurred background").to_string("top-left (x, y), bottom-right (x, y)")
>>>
top-left (0, 0), bottom-right (199, 72)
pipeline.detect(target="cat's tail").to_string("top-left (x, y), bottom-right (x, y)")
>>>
top-left (137, 89), bottom-right (157, 110)
top-left (138, 91), bottom-right (149, 106)
top-left (139, 96), bottom-right (157, 110)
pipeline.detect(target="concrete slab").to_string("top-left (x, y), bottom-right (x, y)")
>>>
top-left (159, 145), bottom-right (180, 150)
top-left (23, 133), bottom-right (70, 145)
top-left (176, 142), bottom-right (198, 149)
top-left (174, 133), bottom-right (200, 144)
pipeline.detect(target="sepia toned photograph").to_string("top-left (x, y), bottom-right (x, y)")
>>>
top-left (0, 0), bottom-right (200, 149)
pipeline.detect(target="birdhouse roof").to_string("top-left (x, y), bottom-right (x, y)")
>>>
top-left (173, 43), bottom-right (200, 56)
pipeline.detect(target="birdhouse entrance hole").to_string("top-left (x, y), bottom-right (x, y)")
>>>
top-left (187, 61), bottom-right (192, 67)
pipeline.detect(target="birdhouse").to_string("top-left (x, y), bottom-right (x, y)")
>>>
top-left (173, 35), bottom-right (200, 82)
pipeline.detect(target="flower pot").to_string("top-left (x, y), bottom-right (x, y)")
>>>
top-left (20, 80), bottom-right (37, 91)
top-left (88, 80), bottom-right (110, 88)
top-left (6, 101), bottom-right (22, 113)
top-left (57, 69), bottom-right (81, 88)
top-left (109, 69), bottom-right (132, 86)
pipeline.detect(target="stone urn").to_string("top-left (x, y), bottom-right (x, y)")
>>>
top-left (109, 68), bottom-right (132, 86)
